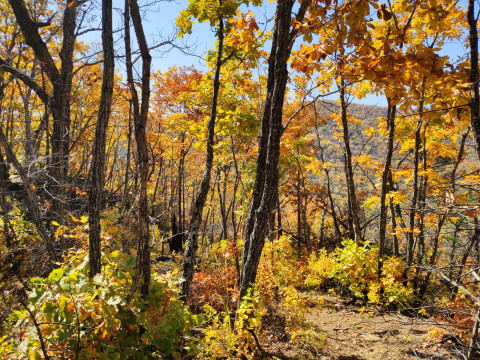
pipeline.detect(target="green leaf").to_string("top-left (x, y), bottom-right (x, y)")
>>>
top-left (65, 270), bottom-right (80, 284)
top-left (42, 301), bottom-right (56, 315)
top-left (192, 314), bottom-right (204, 326)
top-left (125, 256), bottom-right (136, 268)
top-left (135, 351), bottom-right (146, 360)
top-left (48, 268), bottom-right (64, 282)
top-left (107, 353), bottom-right (121, 360)
top-left (30, 277), bottom-right (44, 285)
top-left (59, 278), bottom-right (71, 291)
top-left (303, 33), bottom-right (313, 43)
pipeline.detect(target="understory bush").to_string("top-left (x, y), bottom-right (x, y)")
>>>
top-left (197, 289), bottom-right (263, 359)
top-left (189, 240), bottom-right (240, 313)
top-left (306, 239), bottom-right (414, 307)
top-left (0, 249), bottom-right (196, 360)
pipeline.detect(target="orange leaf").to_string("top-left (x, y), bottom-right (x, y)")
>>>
top-left (465, 209), bottom-right (477, 218)
top-left (368, 58), bottom-right (381, 69)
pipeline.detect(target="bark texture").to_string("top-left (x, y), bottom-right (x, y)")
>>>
top-left (238, 0), bottom-right (311, 302)
top-left (468, 0), bottom-right (480, 164)
top-left (7, 0), bottom-right (78, 224)
top-left (125, 0), bottom-right (152, 297)
top-left (88, 0), bottom-right (115, 277)
top-left (378, 102), bottom-right (396, 260)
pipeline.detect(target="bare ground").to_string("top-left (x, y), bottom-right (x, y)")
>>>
top-left (261, 291), bottom-right (467, 360)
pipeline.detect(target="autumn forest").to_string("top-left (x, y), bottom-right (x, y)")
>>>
top-left (1, 0), bottom-right (480, 359)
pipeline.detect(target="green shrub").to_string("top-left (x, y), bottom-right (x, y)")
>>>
top-left (0, 249), bottom-right (195, 359)
top-left (198, 288), bottom-right (263, 360)
top-left (306, 239), bottom-right (414, 308)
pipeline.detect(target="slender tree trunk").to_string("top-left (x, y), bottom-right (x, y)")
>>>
top-left (230, 136), bottom-right (241, 243)
top-left (339, 77), bottom-right (361, 243)
top-left (413, 121), bottom-right (429, 292)
top-left (452, 224), bottom-right (480, 302)
top-left (88, 0), bottom-right (114, 278)
top-left (218, 166), bottom-right (230, 240)
top-left (297, 164), bottom-right (302, 247)
top-left (0, 85), bottom-right (16, 248)
top-left (15, 60), bottom-right (38, 164)
top-left (0, 128), bottom-right (57, 262)
top-left (238, 0), bottom-right (311, 303)
top-left (125, 0), bottom-right (152, 298)
top-left (314, 108), bottom-right (341, 240)
top-left (181, 14), bottom-right (224, 299)
top-left (407, 109), bottom-right (423, 267)
top-left (379, 101), bottom-right (396, 261)
top-left (468, 307), bottom-right (480, 360)
top-left (389, 175), bottom-right (399, 256)
top-left (277, 193), bottom-right (282, 238)
top-left (153, 156), bottom-right (164, 205)
top-left (178, 137), bottom-right (185, 247)
top-left (407, 82), bottom-right (425, 268)
top-left (468, 0), bottom-right (480, 164)
top-left (122, 101), bottom-right (133, 210)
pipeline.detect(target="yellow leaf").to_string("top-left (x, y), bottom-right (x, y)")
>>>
top-left (365, 127), bottom-right (375, 136)
top-left (30, 351), bottom-right (42, 360)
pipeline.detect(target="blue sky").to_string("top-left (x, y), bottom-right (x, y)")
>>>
top-left (99, 0), bottom-right (472, 107)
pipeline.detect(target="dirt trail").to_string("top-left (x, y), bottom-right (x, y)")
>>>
top-left (266, 292), bottom-right (463, 360)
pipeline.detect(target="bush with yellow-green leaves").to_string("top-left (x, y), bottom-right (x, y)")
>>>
top-left (0, 249), bottom-right (198, 360)
top-left (306, 239), bottom-right (414, 307)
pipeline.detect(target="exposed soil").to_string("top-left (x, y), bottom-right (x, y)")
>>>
top-left (260, 291), bottom-right (466, 360)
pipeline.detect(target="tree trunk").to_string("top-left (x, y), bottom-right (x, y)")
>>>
top-left (420, 129), bottom-right (469, 298)
top-left (125, 0), bottom-right (152, 298)
top-left (407, 103), bottom-right (423, 267)
top-left (314, 107), bottom-right (341, 240)
top-left (468, 0), bottom-right (480, 165)
top-left (181, 14), bottom-right (224, 300)
top-left (15, 60), bottom-right (38, 164)
top-left (379, 101), bottom-right (396, 260)
top-left (0, 85), bottom-right (16, 249)
top-left (451, 224), bottom-right (480, 302)
top-left (88, 0), bottom-right (115, 278)
top-left (121, 101), bottom-right (133, 211)
top-left (339, 77), bottom-right (361, 243)
top-left (177, 136), bottom-right (185, 247)
top-left (0, 128), bottom-right (58, 262)
top-left (238, 0), bottom-right (311, 303)
top-left (389, 186), bottom-right (399, 256)
top-left (7, 0), bottom-right (78, 225)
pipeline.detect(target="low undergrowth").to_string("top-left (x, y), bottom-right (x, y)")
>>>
top-left (1, 234), bottom-right (475, 359)
top-left (0, 250), bottom-right (196, 360)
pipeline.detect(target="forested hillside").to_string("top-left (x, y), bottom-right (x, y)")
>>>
top-left (1, 0), bottom-right (480, 359)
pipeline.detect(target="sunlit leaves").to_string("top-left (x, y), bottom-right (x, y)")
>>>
top-left (1, 250), bottom-right (194, 359)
